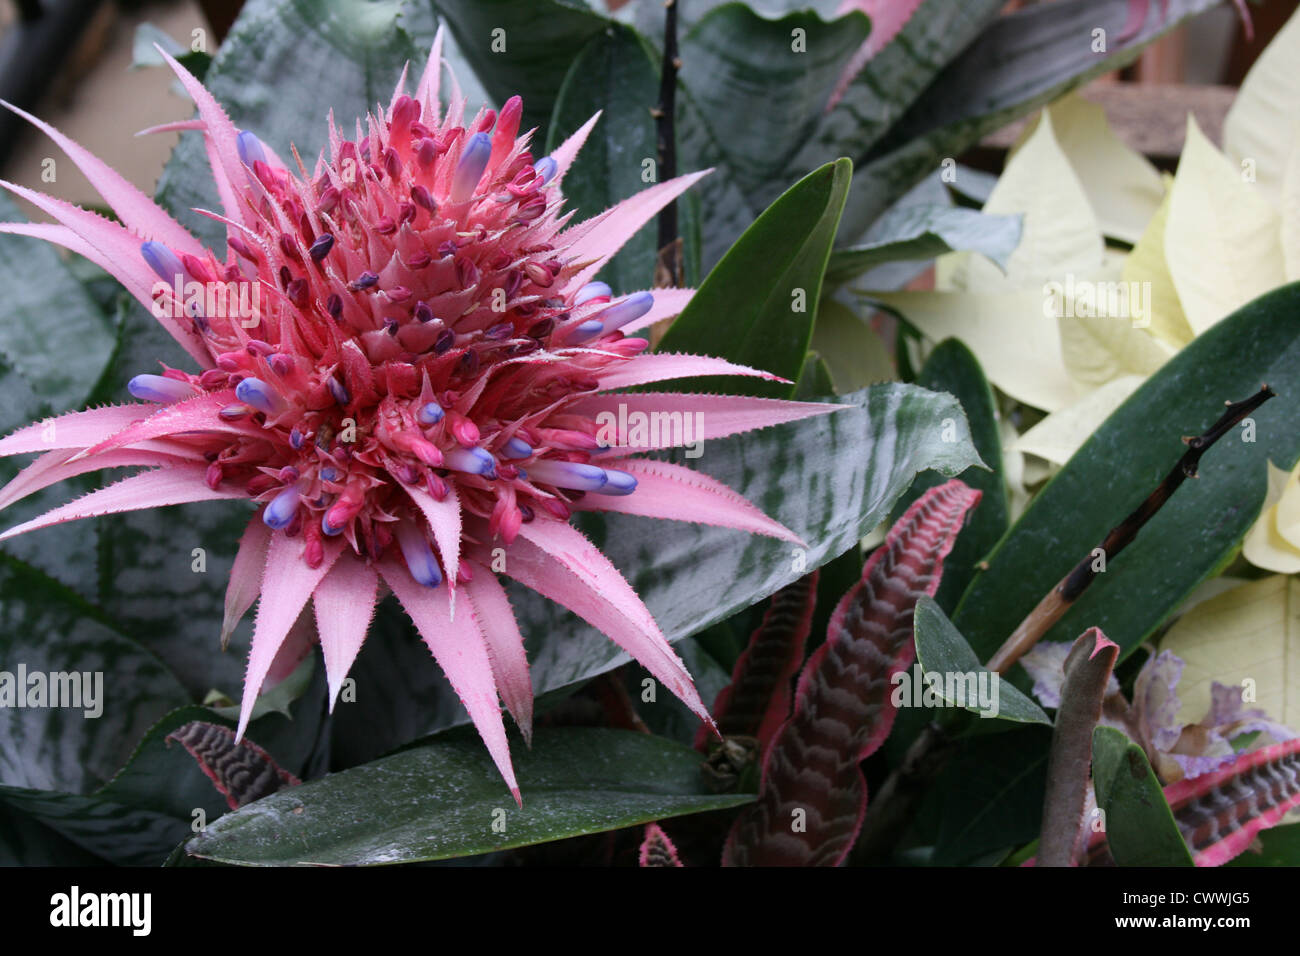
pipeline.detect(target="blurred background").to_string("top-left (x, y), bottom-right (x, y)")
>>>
top-left (0, 0), bottom-right (1293, 213)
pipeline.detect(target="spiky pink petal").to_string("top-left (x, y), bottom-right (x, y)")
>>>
top-left (413, 25), bottom-right (446, 122)
top-left (313, 556), bottom-right (380, 710)
top-left (221, 517), bottom-right (272, 649)
top-left (561, 171), bottom-right (711, 288)
top-left (595, 352), bottom-right (788, 391)
top-left (0, 184), bottom-right (209, 364)
top-left (380, 557), bottom-right (521, 805)
top-left (500, 520), bottom-right (709, 725)
top-left (155, 46), bottom-right (246, 227)
top-left (0, 445), bottom-right (202, 512)
top-left (0, 404), bottom-right (151, 458)
top-left (71, 390), bottom-right (261, 462)
top-left (570, 392), bottom-right (844, 451)
top-left (465, 567), bottom-right (534, 744)
top-left (548, 111), bottom-right (601, 188)
top-left (575, 457), bottom-right (802, 545)
top-left (0, 464), bottom-right (246, 542)
top-left (0, 98), bottom-right (204, 255)
top-left (237, 532), bottom-right (345, 739)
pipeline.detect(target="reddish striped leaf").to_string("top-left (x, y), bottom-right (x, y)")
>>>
top-left (723, 480), bottom-right (981, 866)
top-left (638, 823), bottom-right (684, 867)
top-left (165, 721), bottom-right (300, 811)
top-left (694, 571), bottom-right (820, 753)
top-left (1166, 738), bottom-right (1300, 866)
top-left (1068, 738), bottom-right (1300, 867)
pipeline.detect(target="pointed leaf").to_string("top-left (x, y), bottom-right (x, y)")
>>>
top-left (724, 480), bottom-right (981, 866)
top-left (656, 160), bottom-right (852, 398)
top-left (183, 728), bottom-right (754, 865)
top-left (913, 597), bottom-right (1049, 727)
top-left (1092, 725), bottom-right (1194, 866)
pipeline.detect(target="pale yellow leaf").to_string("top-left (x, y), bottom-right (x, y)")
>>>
top-left (1011, 94), bottom-right (1165, 244)
top-left (1056, 307), bottom-right (1174, 389)
top-left (1120, 177), bottom-right (1196, 348)
top-left (867, 289), bottom-right (1075, 412)
top-left (1243, 461), bottom-right (1300, 574)
top-left (811, 298), bottom-right (895, 393)
top-left (1008, 374), bottom-right (1144, 466)
top-left (949, 109), bottom-right (1104, 293)
top-left (1224, 6), bottom-right (1300, 204)
top-left (1164, 116), bottom-right (1286, 336)
top-left (1282, 123), bottom-right (1300, 281)
top-left (1159, 575), bottom-right (1300, 732)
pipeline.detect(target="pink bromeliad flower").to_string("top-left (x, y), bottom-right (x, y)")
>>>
top-left (0, 31), bottom-right (839, 801)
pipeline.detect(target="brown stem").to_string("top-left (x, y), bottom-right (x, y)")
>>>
top-left (986, 384), bottom-right (1274, 674)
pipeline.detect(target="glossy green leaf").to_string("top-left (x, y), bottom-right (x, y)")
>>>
top-left (656, 160), bottom-right (853, 397)
top-left (827, 205), bottom-right (1022, 284)
top-left (0, 802), bottom-right (106, 865)
top-left (913, 597), bottom-right (1049, 726)
top-left (931, 724), bottom-right (1050, 864)
top-left (185, 728), bottom-right (753, 865)
top-left (545, 23), bottom-right (660, 295)
top-left (1092, 726), bottom-right (1194, 867)
top-left (954, 283), bottom-right (1300, 666)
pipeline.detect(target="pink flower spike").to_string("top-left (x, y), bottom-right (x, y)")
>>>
top-left (0, 39), bottom-right (843, 795)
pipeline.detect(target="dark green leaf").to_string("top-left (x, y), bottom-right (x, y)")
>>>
top-left (545, 23), bottom-right (660, 294)
top-left (1092, 726), bottom-right (1193, 867)
top-left (656, 160), bottom-right (853, 397)
top-left (676, 6), bottom-right (869, 268)
top-left (955, 284), bottom-right (1300, 666)
top-left (186, 727), bottom-right (753, 865)
top-left (0, 801), bottom-right (107, 865)
top-left (913, 597), bottom-right (1049, 726)
top-left (0, 554), bottom-right (189, 794)
top-left (932, 724), bottom-right (1051, 864)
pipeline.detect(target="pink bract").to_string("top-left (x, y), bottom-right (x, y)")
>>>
top-left (0, 29), bottom-right (842, 801)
